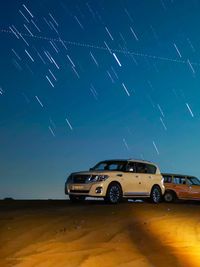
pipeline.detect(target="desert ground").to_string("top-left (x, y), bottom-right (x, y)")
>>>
top-left (0, 199), bottom-right (200, 267)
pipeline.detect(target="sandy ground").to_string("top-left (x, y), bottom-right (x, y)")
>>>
top-left (0, 200), bottom-right (200, 267)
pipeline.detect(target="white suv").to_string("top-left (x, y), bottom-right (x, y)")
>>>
top-left (65, 159), bottom-right (165, 204)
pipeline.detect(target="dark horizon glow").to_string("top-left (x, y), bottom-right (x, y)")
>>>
top-left (1, 0), bottom-right (200, 199)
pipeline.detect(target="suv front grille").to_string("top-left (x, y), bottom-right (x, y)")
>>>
top-left (73, 175), bottom-right (91, 184)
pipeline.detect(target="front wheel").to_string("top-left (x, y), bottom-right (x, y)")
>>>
top-left (164, 191), bottom-right (176, 203)
top-left (150, 186), bottom-right (162, 203)
top-left (69, 195), bottom-right (85, 203)
top-left (105, 183), bottom-right (122, 204)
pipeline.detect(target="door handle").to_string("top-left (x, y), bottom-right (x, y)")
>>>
top-left (149, 176), bottom-right (152, 178)
top-left (136, 175), bottom-right (139, 178)
top-left (117, 174), bottom-right (123, 177)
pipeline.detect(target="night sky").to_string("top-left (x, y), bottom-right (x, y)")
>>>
top-left (1, 0), bottom-right (200, 199)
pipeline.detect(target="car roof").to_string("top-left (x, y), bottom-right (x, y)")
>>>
top-left (162, 173), bottom-right (195, 178)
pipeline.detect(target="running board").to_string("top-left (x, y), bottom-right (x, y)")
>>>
top-left (124, 192), bottom-right (150, 197)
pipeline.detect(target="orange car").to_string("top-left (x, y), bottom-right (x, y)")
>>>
top-left (162, 173), bottom-right (200, 202)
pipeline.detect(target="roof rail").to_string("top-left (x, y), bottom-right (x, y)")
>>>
top-left (128, 158), bottom-right (152, 163)
top-left (102, 159), bottom-right (153, 163)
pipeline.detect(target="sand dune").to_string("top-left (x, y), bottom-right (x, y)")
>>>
top-left (0, 200), bottom-right (200, 267)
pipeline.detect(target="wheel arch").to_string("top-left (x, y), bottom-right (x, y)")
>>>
top-left (151, 184), bottom-right (162, 193)
top-left (105, 181), bottom-right (123, 204)
top-left (106, 181), bottom-right (123, 195)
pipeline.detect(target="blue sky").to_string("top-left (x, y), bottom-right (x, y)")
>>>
top-left (1, 0), bottom-right (200, 199)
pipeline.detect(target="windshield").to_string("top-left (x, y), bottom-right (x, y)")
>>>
top-left (187, 177), bottom-right (200, 185)
top-left (92, 161), bottom-right (127, 171)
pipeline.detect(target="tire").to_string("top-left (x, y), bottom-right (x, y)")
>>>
top-left (164, 191), bottom-right (176, 203)
top-left (150, 186), bottom-right (162, 203)
top-left (105, 183), bottom-right (122, 204)
top-left (69, 195), bottom-right (86, 203)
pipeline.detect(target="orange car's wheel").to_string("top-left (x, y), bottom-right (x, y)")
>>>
top-left (164, 191), bottom-right (176, 203)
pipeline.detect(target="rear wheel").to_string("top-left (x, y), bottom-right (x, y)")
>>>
top-left (69, 195), bottom-right (86, 203)
top-left (150, 186), bottom-right (162, 203)
top-left (164, 191), bottom-right (176, 203)
top-left (105, 183), bottom-right (122, 204)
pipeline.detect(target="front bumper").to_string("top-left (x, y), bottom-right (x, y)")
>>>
top-left (65, 182), bottom-right (106, 197)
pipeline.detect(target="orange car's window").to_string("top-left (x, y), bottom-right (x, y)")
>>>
top-left (173, 177), bottom-right (186, 184)
top-left (163, 176), bottom-right (172, 183)
top-left (187, 177), bottom-right (200, 185)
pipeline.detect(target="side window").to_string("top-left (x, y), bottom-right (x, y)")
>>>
top-left (187, 177), bottom-right (200, 185)
top-left (135, 163), bottom-right (147, 173)
top-left (95, 163), bottom-right (107, 170)
top-left (163, 175), bottom-right (172, 183)
top-left (146, 164), bottom-right (157, 174)
top-left (108, 164), bottom-right (119, 170)
top-left (173, 176), bottom-right (186, 185)
top-left (125, 162), bottom-right (136, 172)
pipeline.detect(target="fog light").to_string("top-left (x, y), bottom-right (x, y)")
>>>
top-left (95, 187), bottom-right (102, 194)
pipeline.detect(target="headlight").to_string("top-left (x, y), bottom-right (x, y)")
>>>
top-left (88, 175), bottom-right (109, 183)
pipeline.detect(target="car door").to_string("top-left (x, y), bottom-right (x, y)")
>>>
top-left (173, 176), bottom-right (190, 199)
top-left (123, 162), bottom-right (145, 197)
top-left (187, 177), bottom-right (200, 200)
top-left (143, 163), bottom-right (158, 192)
top-left (128, 162), bottom-right (149, 197)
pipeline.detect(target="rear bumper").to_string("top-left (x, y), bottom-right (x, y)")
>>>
top-left (65, 182), bottom-right (106, 197)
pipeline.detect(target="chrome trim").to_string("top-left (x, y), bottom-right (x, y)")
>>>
top-left (124, 192), bottom-right (149, 196)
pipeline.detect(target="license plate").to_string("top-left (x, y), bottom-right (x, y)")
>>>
top-left (72, 185), bottom-right (84, 190)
